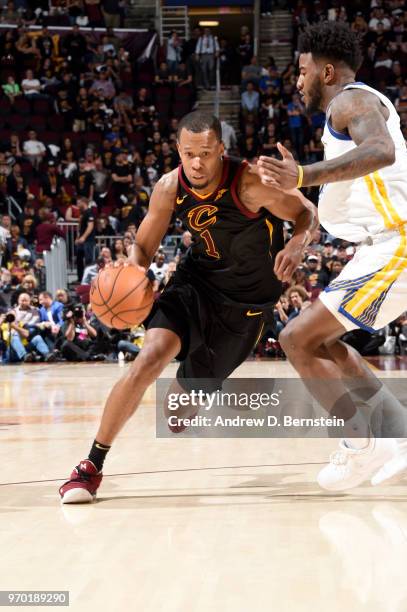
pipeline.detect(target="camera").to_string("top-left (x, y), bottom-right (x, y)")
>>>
top-left (73, 305), bottom-right (84, 320)
top-left (5, 312), bottom-right (15, 324)
top-left (63, 304), bottom-right (84, 322)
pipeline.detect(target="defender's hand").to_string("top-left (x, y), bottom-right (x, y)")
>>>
top-left (257, 143), bottom-right (300, 190)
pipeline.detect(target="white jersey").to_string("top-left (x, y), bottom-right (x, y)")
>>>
top-left (319, 82), bottom-right (407, 243)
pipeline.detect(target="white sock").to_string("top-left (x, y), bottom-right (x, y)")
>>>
top-left (344, 438), bottom-right (370, 450)
top-left (369, 386), bottom-right (407, 438)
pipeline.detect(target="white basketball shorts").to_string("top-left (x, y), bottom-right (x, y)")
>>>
top-left (319, 227), bottom-right (407, 332)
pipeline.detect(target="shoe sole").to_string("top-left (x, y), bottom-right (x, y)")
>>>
top-left (318, 442), bottom-right (396, 492)
top-left (371, 459), bottom-right (407, 486)
top-left (61, 488), bottom-right (95, 504)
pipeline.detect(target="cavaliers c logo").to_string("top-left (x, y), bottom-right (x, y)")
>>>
top-left (187, 204), bottom-right (220, 258)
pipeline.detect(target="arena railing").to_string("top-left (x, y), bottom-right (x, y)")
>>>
top-left (214, 56), bottom-right (221, 118)
top-left (57, 221), bottom-right (79, 275)
top-left (7, 195), bottom-right (22, 222)
top-left (253, 0), bottom-right (260, 56)
top-left (95, 235), bottom-right (123, 254)
top-left (44, 236), bottom-right (68, 296)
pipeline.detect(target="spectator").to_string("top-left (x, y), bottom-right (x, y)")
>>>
top-left (81, 255), bottom-right (105, 285)
top-left (16, 31), bottom-right (41, 65)
top-left (0, 268), bottom-right (12, 309)
top-left (7, 164), bottom-right (29, 208)
top-left (55, 289), bottom-right (70, 306)
top-left (287, 93), bottom-right (305, 159)
top-left (40, 161), bottom-right (67, 202)
top-left (2, 75), bottom-right (21, 102)
top-left (21, 69), bottom-right (42, 98)
top-left (75, 197), bottom-right (96, 282)
top-left (37, 290), bottom-right (63, 350)
top-left (6, 224), bottom-right (28, 260)
top-left (0, 152), bottom-right (11, 189)
top-left (90, 68), bottom-right (116, 99)
top-left (95, 214), bottom-right (116, 238)
top-left (237, 33), bottom-right (253, 69)
top-left (286, 285), bottom-right (310, 321)
top-left (62, 25), bottom-right (87, 72)
top-left (149, 251), bottom-right (168, 284)
top-left (369, 8), bottom-right (392, 32)
top-left (166, 32), bottom-right (182, 75)
top-left (221, 120), bottom-right (237, 153)
top-left (114, 90), bottom-right (133, 115)
top-left (36, 26), bottom-right (55, 60)
top-left (1, 1), bottom-right (19, 23)
top-left (182, 26), bottom-right (201, 81)
top-left (35, 213), bottom-right (65, 255)
top-left (328, 260), bottom-right (344, 282)
top-left (65, 200), bottom-right (80, 222)
top-left (7, 133), bottom-right (23, 163)
top-left (195, 27), bottom-right (219, 90)
top-left (111, 150), bottom-right (134, 202)
top-left (61, 302), bottom-right (100, 361)
top-left (0, 223), bottom-right (11, 267)
top-left (155, 61), bottom-right (171, 86)
top-left (23, 130), bottom-right (46, 171)
top-left (175, 231), bottom-right (192, 258)
top-left (242, 56), bottom-right (262, 88)
top-left (1, 293), bottom-right (55, 363)
top-left (241, 81), bottom-right (260, 118)
top-left (117, 324), bottom-right (145, 361)
top-left (67, 0), bottom-right (85, 25)
top-left (101, 0), bottom-right (120, 28)
top-left (72, 158), bottom-right (95, 201)
top-left (290, 266), bottom-right (312, 297)
top-left (218, 37), bottom-right (235, 85)
top-left (238, 123), bottom-right (260, 160)
top-left (273, 297), bottom-right (290, 338)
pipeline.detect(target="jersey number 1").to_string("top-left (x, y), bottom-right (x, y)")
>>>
top-left (187, 205), bottom-right (220, 259)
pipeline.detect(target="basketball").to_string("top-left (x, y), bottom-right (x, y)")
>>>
top-left (90, 265), bottom-right (154, 330)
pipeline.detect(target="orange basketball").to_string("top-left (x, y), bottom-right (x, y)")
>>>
top-left (90, 265), bottom-right (154, 330)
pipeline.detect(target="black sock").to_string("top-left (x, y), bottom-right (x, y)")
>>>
top-left (88, 440), bottom-right (111, 472)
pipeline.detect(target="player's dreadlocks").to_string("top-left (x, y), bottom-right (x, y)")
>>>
top-left (298, 22), bottom-right (363, 72)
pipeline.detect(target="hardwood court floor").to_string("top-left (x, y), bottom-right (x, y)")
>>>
top-left (1, 359), bottom-right (407, 612)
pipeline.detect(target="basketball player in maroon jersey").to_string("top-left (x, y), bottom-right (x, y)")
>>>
top-left (60, 112), bottom-right (317, 503)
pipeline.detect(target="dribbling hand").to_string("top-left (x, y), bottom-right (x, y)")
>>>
top-left (273, 240), bottom-right (304, 283)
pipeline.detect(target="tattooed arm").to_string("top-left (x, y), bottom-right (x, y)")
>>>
top-left (257, 89), bottom-right (396, 189)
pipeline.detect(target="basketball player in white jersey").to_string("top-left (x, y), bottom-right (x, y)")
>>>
top-left (257, 21), bottom-right (407, 491)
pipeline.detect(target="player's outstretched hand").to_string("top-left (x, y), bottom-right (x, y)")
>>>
top-left (257, 143), bottom-right (300, 190)
top-left (273, 240), bottom-right (304, 283)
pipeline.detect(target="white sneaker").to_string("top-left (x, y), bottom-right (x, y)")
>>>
top-left (317, 438), bottom-right (397, 492)
top-left (371, 453), bottom-right (407, 486)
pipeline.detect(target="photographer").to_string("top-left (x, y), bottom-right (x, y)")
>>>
top-left (61, 304), bottom-right (100, 361)
top-left (1, 293), bottom-right (56, 363)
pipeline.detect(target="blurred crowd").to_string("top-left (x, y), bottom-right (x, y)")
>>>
top-left (0, 14), bottom-right (196, 363)
top-left (0, 1), bottom-right (125, 28)
top-left (234, 0), bottom-right (407, 356)
top-left (236, 0), bottom-right (407, 207)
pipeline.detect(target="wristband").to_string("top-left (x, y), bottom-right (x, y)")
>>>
top-left (296, 165), bottom-right (304, 189)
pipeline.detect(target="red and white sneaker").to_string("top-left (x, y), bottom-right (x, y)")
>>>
top-left (59, 459), bottom-right (103, 504)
